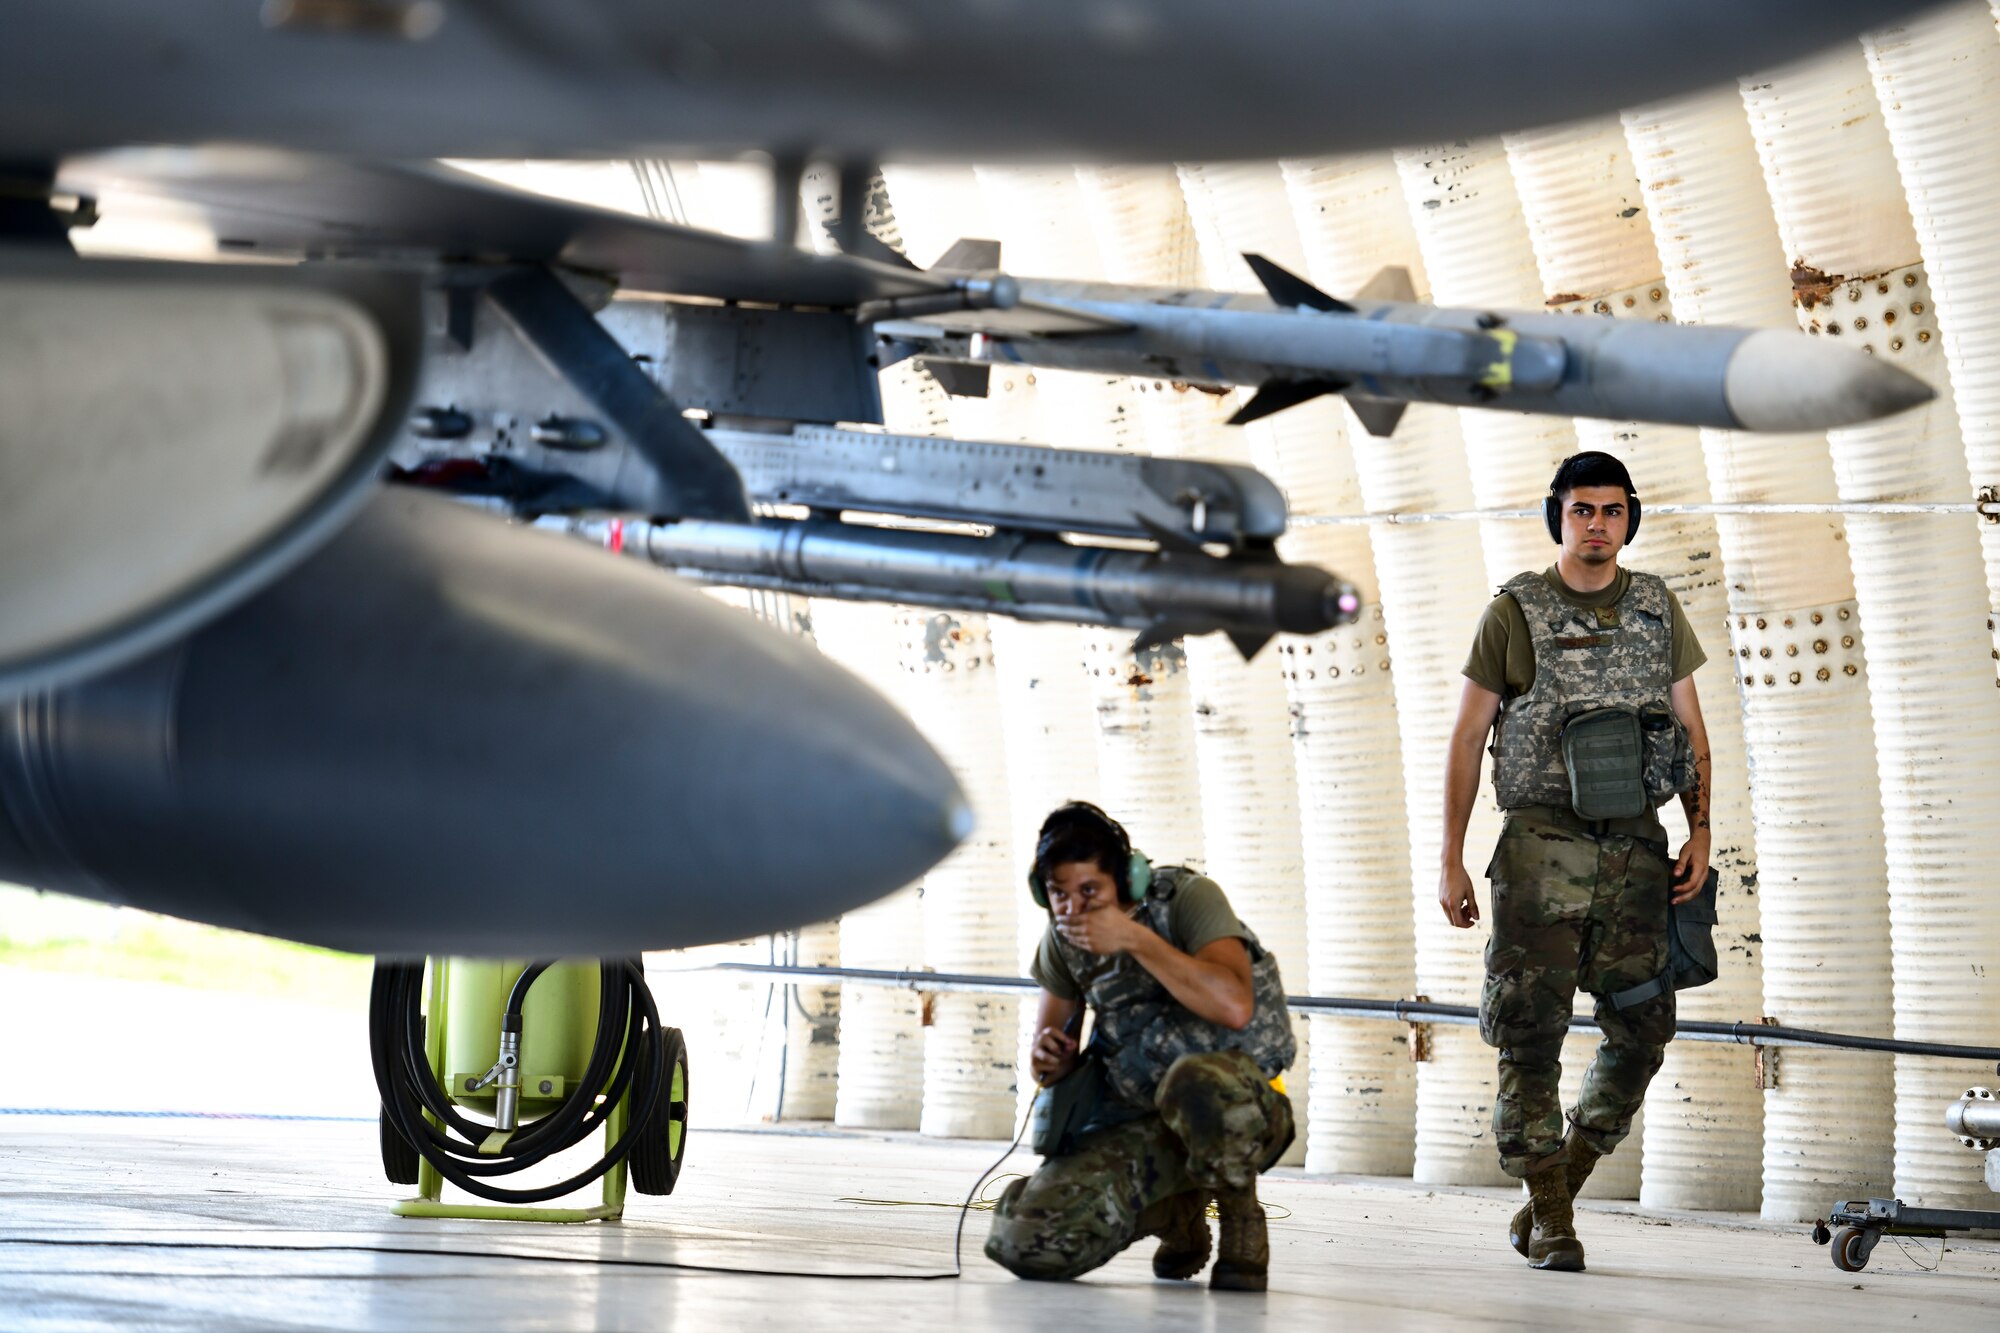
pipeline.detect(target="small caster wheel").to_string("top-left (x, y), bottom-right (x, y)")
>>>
top-left (630, 1026), bottom-right (689, 1197)
top-left (1831, 1226), bottom-right (1875, 1273)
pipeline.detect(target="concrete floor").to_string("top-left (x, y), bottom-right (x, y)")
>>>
top-left (3, 1114), bottom-right (1996, 1330)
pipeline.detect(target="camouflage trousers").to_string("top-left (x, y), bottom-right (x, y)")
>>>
top-left (1479, 810), bottom-right (1677, 1178)
top-left (985, 1049), bottom-right (1294, 1281)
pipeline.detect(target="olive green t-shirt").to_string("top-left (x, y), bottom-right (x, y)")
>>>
top-left (1461, 565), bottom-right (1706, 700)
top-left (1030, 870), bottom-right (1246, 1001)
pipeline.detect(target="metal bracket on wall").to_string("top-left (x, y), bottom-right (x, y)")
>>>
top-left (1754, 1015), bottom-right (1781, 1089)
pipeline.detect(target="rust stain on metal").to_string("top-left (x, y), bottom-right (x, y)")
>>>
top-left (1790, 262), bottom-right (1849, 310)
top-left (1545, 292), bottom-right (1586, 307)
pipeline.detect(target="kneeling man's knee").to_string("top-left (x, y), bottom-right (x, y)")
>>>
top-left (983, 1176), bottom-right (1102, 1281)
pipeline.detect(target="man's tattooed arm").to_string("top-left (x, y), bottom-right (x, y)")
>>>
top-left (1680, 748), bottom-right (1712, 834)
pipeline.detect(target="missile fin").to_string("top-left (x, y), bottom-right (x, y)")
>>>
top-left (1355, 265), bottom-right (1417, 304)
top-left (1228, 377), bottom-right (1347, 426)
top-left (1242, 252), bottom-right (1354, 313)
top-left (923, 359), bottom-right (991, 398)
top-left (1345, 396), bottom-right (1408, 438)
top-left (934, 238), bottom-right (1002, 272)
top-left (839, 227), bottom-right (922, 271)
top-left (1226, 629), bottom-right (1275, 660)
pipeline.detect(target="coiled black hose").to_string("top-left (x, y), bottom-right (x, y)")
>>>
top-left (369, 958), bottom-right (667, 1204)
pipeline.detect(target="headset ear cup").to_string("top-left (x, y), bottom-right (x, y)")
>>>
top-left (1027, 871), bottom-right (1048, 910)
top-left (1626, 494), bottom-right (1641, 544)
top-left (1543, 495), bottom-right (1561, 544)
top-left (1128, 852), bottom-right (1152, 902)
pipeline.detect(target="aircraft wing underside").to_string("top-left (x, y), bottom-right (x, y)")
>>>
top-left (57, 150), bottom-right (943, 308)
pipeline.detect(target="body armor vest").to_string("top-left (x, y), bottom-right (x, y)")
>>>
top-left (1490, 570), bottom-right (1696, 811)
top-left (1046, 867), bottom-right (1296, 1111)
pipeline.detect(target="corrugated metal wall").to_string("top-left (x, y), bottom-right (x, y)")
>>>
top-left (648, 1), bottom-right (2000, 1208)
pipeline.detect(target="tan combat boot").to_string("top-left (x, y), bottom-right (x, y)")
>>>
top-left (1209, 1187), bottom-right (1269, 1291)
top-left (1509, 1136), bottom-right (1604, 1258)
top-left (1522, 1163), bottom-right (1586, 1271)
top-left (1136, 1190), bottom-right (1211, 1280)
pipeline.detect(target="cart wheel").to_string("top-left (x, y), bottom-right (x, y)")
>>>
top-left (629, 1026), bottom-right (689, 1196)
top-left (379, 1107), bottom-right (420, 1186)
top-left (1831, 1226), bottom-right (1873, 1273)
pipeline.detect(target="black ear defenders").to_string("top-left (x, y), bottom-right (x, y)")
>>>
top-left (1027, 801), bottom-right (1153, 909)
top-left (1543, 452), bottom-right (1641, 545)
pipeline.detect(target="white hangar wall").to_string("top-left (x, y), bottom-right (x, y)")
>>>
top-left (639, 0), bottom-right (2000, 1216)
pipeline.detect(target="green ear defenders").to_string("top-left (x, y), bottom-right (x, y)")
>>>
top-left (1544, 451), bottom-right (1642, 545)
top-left (1027, 801), bottom-right (1153, 908)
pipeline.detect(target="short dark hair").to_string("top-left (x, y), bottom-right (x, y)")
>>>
top-left (1551, 451), bottom-right (1636, 503)
top-left (1034, 803), bottom-right (1131, 900)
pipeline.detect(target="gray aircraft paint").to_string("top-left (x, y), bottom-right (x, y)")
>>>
top-left (0, 490), bottom-right (968, 956)
top-left (0, 2), bottom-right (1934, 162)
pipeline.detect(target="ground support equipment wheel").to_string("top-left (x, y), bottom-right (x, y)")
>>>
top-left (630, 1026), bottom-right (689, 1196)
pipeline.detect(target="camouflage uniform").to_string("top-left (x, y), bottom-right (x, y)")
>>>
top-left (1479, 570), bottom-right (1692, 1178)
top-left (985, 1049), bottom-right (1294, 1281)
top-left (986, 868), bottom-right (1297, 1281)
top-left (1481, 806), bottom-right (1675, 1176)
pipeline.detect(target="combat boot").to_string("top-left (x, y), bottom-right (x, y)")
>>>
top-left (1136, 1190), bottom-right (1211, 1280)
top-left (1509, 1136), bottom-right (1605, 1257)
top-left (1209, 1187), bottom-right (1268, 1291)
top-left (1522, 1163), bottom-right (1585, 1272)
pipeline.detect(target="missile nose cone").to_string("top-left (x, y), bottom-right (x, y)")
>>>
top-left (1724, 329), bottom-right (1936, 432)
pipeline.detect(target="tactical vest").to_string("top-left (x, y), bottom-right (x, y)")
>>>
top-left (1489, 570), bottom-right (1696, 811)
top-left (1046, 867), bottom-right (1296, 1111)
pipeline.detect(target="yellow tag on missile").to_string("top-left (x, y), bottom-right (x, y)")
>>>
top-left (1479, 327), bottom-right (1519, 389)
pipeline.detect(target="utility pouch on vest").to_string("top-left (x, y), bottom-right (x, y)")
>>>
top-left (1608, 867), bottom-right (1721, 1010)
top-left (1560, 706), bottom-right (1648, 820)
top-left (1029, 1055), bottom-right (1106, 1157)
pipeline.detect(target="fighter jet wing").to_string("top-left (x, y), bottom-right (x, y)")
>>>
top-left (1, 1), bottom-right (1936, 164)
top-left (57, 149), bottom-right (946, 309)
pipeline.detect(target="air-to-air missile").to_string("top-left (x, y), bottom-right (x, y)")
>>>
top-left (603, 425), bottom-right (1360, 660)
top-left (0, 489), bottom-right (969, 957)
top-left (399, 417), bottom-right (1362, 657)
top-left (554, 510), bottom-right (1362, 660)
top-left (871, 243), bottom-right (1935, 436)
